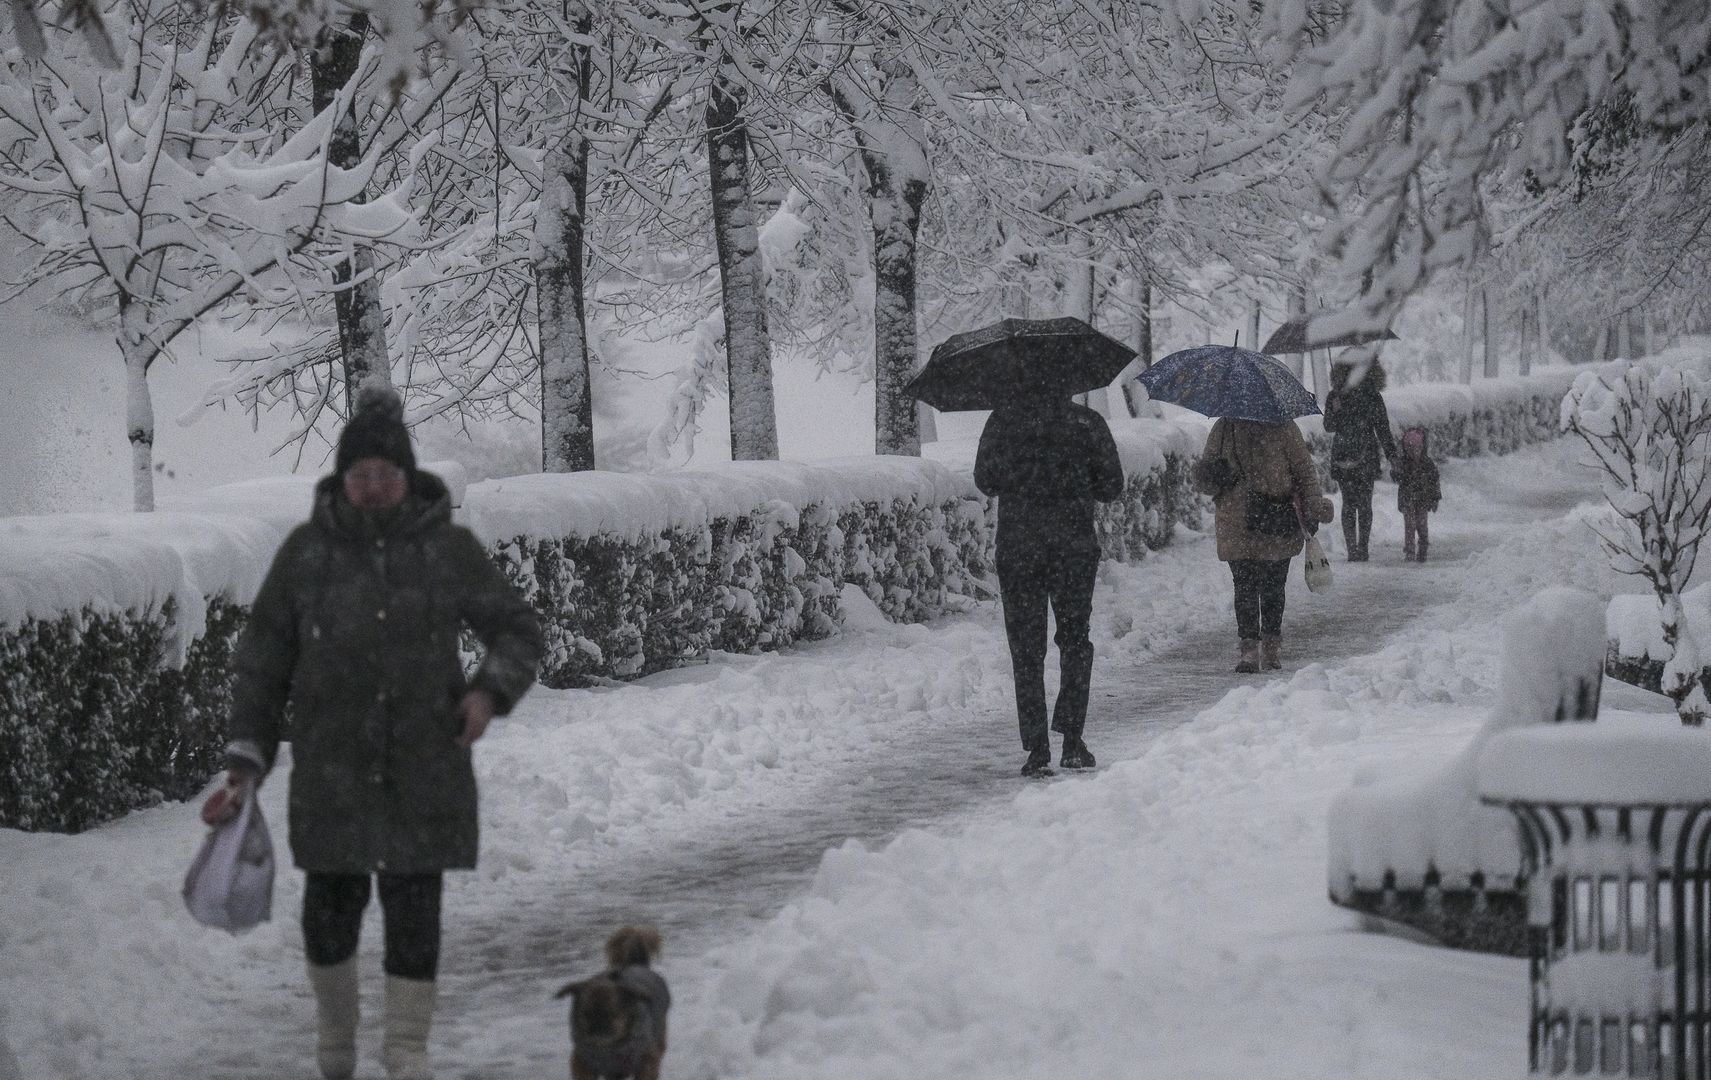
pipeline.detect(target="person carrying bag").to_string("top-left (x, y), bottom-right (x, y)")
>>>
top-left (1194, 416), bottom-right (1336, 672)
top-left (184, 777), bottom-right (275, 933)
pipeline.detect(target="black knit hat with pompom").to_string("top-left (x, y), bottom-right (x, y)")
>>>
top-left (335, 379), bottom-right (416, 475)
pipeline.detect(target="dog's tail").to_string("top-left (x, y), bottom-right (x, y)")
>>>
top-left (605, 925), bottom-right (661, 969)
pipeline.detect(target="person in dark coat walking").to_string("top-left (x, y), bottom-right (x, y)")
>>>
top-left (1322, 356), bottom-right (1398, 561)
top-left (201, 381), bottom-right (543, 1080)
top-left (974, 390), bottom-right (1124, 777)
top-left (1395, 426), bottom-right (1442, 562)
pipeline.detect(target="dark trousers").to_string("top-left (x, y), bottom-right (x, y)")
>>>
top-left (303, 871), bottom-right (444, 980)
top-left (1340, 476), bottom-right (1374, 553)
top-left (997, 541), bottom-right (1099, 750)
top-left (1230, 559), bottom-right (1289, 640)
top-left (1403, 507), bottom-right (1430, 556)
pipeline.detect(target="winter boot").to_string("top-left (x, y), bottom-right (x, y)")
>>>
top-left (1342, 519), bottom-right (1360, 562)
top-left (1416, 543), bottom-right (1429, 564)
top-left (381, 976), bottom-right (436, 1080)
top-left (1403, 534), bottom-right (1416, 560)
top-left (1060, 734), bottom-right (1096, 770)
top-left (1261, 635), bottom-right (1282, 671)
top-left (1357, 517), bottom-right (1373, 562)
top-left (308, 959), bottom-right (359, 1080)
top-left (1021, 742), bottom-right (1053, 778)
top-left (1235, 639), bottom-right (1261, 674)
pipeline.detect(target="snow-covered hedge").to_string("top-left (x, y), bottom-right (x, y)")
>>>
top-left (0, 370), bottom-right (1575, 833)
top-left (1298, 366), bottom-right (1581, 490)
top-left (1326, 588), bottom-right (1608, 955)
top-left (1606, 586), bottom-right (1711, 704)
top-left (458, 460), bottom-right (996, 686)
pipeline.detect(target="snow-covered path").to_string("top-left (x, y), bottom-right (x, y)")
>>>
top-left (1, 440), bottom-right (1637, 1079)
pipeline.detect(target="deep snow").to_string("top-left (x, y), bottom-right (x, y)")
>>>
top-left (1, 436), bottom-right (1672, 1079)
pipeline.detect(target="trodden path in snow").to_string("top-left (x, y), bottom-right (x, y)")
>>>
top-left (195, 454), bottom-right (1592, 1079)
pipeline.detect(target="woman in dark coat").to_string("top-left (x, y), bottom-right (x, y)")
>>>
top-left (1193, 418), bottom-right (1335, 672)
top-left (974, 391), bottom-right (1124, 778)
top-left (1321, 357), bottom-right (1398, 561)
top-left (202, 382), bottom-right (542, 1080)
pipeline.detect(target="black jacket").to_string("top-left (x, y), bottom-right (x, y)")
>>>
top-left (227, 470), bottom-right (543, 873)
top-left (973, 400), bottom-right (1124, 552)
top-left (1323, 373), bottom-right (1397, 482)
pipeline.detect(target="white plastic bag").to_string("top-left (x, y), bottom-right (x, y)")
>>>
top-left (183, 788), bottom-right (275, 933)
top-left (1303, 535), bottom-right (1334, 594)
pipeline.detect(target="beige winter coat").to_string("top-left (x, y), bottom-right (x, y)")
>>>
top-left (1194, 419), bottom-right (1335, 562)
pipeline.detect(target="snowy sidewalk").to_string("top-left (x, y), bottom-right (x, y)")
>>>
top-left (0, 439), bottom-right (1640, 1079)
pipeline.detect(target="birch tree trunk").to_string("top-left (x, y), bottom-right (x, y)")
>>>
top-left (1246, 299), bottom-right (1261, 353)
top-left (706, 69), bottom-right (779, 461)
top-left (832, 50), bottom-right (930, 458)
top-left (1526, 302), bottom-right (1539, 378)
top-left (1481, 286), bottom-right (1498, 378)
top-left (1536, 285), bottom-right (1549, 366)
top-left (1460, 279), bottom-right (1476, 383)
top-left (1120, 272), bottom-right (1151, 417)
top-left (119, 298), bottom-right (156, 512)
top-left (1286, 282), bottom-right (1307, 379)
top-left (312, 14), bottom-right (391, 398)
top-left (536, 135), bottom-right (596, 472)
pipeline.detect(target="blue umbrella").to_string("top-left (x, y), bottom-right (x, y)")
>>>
top-left (1135, 345), bottom-right (1320, 422)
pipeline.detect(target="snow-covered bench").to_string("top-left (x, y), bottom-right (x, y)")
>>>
top-left (1326, 588), bottom-right (1609, 955)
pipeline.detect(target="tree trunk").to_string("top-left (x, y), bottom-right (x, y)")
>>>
top-left (536, 136), bottom-right (596, 472)
top-left (1617, 309), bottom-right (1633, 359)
top-left (312, 14), bottom-right (391, 398)
top-left (1535, 285), bottom-right (1549, 367)
top-left (1481, 286), bottom-right (1497, 378)
top-left (120, 299), bottom-right (156, 512)
top-left (1121, 272), bottom-right (1151, 417)
top-left (1460, 278), bottom-right (1476, 383)
top-left (706, 70), bottom-right (779, 461)
top-left (1246, 298), bottom-right (1261, 353)
top-left (1526, 299), bottom-right (1539, 376)
top-left (1286, 282), bottom-right (1307, 380)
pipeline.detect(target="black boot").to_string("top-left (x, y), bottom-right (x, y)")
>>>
top-left (1021, 743), bottom-right (1053, 778)
top-left (1060, 734), bottom-right (1096, 770)
top-left (1342, 519), bottom-right (1360, 562)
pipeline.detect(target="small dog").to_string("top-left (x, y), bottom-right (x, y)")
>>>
top-left (555, 926), bottom-right (670, 1080)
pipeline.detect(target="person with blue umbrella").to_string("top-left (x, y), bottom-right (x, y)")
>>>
top-left (1137, 343), bottom-right (1335, 673)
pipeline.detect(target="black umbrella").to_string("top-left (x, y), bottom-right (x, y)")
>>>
top-left (906, 316), bottom-right (1137, 411)
top-left (1261, 316), bottom-right (1399, 355)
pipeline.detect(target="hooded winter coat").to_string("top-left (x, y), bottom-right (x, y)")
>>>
top-left (226, 470), bottom-right (542, 874)
top-left (1194, 418), bottom-right (1334, 562)
top-left (1322, 364), bottom-right (1397, 483)
top-left (1395, 430), bottom-right (1442, 512)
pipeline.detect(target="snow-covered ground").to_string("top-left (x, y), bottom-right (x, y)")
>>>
top-left (1, 436), bottom-right (1667, 1079)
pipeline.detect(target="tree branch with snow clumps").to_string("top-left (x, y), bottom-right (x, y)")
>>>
top-left (1562, 356), bottom-right (1711, 723)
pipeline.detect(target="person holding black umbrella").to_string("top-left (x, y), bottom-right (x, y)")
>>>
top-left (1322, 352), bottom-right (1398, 562)
top-left (974, 365), bottom-right (1125, 777)
top-left (908, 317), bottom-right (1135, 779)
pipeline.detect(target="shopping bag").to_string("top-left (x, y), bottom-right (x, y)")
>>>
top-left (183, 786), bottom-right (275, 933)
top-left (1302, 535), bottom-right (1334, 594)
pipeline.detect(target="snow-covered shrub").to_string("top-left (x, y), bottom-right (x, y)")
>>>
top-left (1564, 355), bottom-right (1711, 723)
top-left (1094, 452), bottom-right (1201, 559)
top-left (1301, 367), bottom-right (1579, 491)
top-left (1605, 585), bottom-right (1711, 712)
top-left (0, 598), bottom-right (243, 833)
top-left (1326, 588), bottom-right (1608, 954)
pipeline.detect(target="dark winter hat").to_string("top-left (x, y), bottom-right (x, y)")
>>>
top-left (335, 379), bottom-right (416, 475)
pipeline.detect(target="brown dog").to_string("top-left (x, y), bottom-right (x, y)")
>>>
top-left (555, 926), bottom-right (670, 1080)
